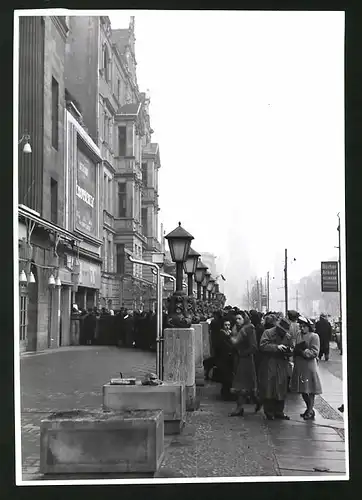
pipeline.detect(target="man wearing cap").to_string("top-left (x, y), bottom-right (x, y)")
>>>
top-left (258, 317), bottom-right (294, 420)
top-left (315, 314), bottom-right (332, 361)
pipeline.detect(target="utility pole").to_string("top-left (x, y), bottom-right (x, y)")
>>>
top-left (256, 280), bottom-right (260, 311)
top-left (284, 249), bottom-right (288, 317)
top-left (267, 271), bottom-right (270, 311)
top-left (337, 213), bottom-right (343, 354)
top-left (296, 289), bottom-right (299, 311)
top-left (260, 278), bottom-right (263, 311)
top-left (247, 280), bottom-right (250, 310)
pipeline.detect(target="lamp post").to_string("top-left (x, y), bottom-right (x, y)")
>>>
top-left (202, 271), bottom-right (211, 301)
top-left (164, 222), bottom-right (194, 326)
top-left (165, 222), bottom-right (194, 292)
top-left (19, 133), bottom-right (32, 154)
top-left (207, 278), bottom-right (215, 301)
top-left (183, 247), bottom-right (200, 297)
top-left (194, 260), bottom-right (208, 300)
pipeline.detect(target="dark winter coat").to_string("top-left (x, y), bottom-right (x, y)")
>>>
top-left (315, 318), bottom-right (332, 351)
top-left (258, 326), bottom-right (294, 401)
top-left (228, 323), bottom-right (258, 394)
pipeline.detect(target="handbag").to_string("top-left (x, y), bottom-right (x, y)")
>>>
top-left (294, 340), bottom-right (307, 356)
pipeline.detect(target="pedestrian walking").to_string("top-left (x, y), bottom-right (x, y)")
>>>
top-left (258, 317), bottom-right (294, 420)
top-left (216, 318), bottom-right (236, 400)
top-left (315, 314), bottom-right (332, 361)
top-left (227, 312), bottom-right (260, 417)
top-left (291, 315), bottom-right (322, 420)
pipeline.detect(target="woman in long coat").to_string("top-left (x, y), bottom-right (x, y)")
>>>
top-left (227, 312), bottom-right (260, 416)
top-left (259, 317), bottom-right (294, 420)
top-left (291, 316), bottom-right (322, 420)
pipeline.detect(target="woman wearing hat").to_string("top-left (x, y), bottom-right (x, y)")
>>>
top-left (225, 311), bottom-right (260, 416)
top-left (258, 317), bottom-right (294, 420)
top-left (291, 315), bottom-right (322, 420)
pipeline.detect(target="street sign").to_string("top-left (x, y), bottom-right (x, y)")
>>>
top-left (321, 261), bottom-right (339, 292)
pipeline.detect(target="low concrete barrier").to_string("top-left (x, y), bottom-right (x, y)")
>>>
top-left (103, 382), bottom-right (185, 435)
top-left (40, 409), bottom-right (164, 476)
top-left (193, 324), bottom-right (204, 386)
top-left (163, 328), bottom-right (198, 411)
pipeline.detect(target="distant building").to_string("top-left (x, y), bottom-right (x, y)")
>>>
top-left (64, 15), bottom-right (163, 311)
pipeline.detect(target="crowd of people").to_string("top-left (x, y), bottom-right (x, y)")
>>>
top-left (71, 302), bottom-right (337, 420)
top-left (204, 307), bottom-right (332, 421)
top-left (71, 305), bottom-right (165, 350)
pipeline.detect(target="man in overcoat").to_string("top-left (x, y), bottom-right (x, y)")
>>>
top-left (259, 317), bottom-right (294, 420)
top-left (315, 314), bottom-right (332, 361)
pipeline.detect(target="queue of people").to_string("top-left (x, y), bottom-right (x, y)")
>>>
top-left (204, 306), bottom-right (327, 421)
top-left (71, 305), bottom-right (164, 350)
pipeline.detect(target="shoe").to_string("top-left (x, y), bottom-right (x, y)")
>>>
top-left (265, 413), bottom-right (274, 420)
top-left (274, 413), bottom-right (290, 420)
top-left (255, 401), bottom-right (262, 413)
top-left (338, 404), bottom-right (344, 413)
top-left (229, 408), bottom-right (244, 417)
top-left (303, 410), bottom-right (315, 420)
top-left (300, 410), bottom-right (308, 418)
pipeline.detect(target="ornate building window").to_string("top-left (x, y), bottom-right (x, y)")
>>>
top-left (103, 44), bottom-right (109, 82)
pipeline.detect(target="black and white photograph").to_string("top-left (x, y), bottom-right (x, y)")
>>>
top-left (15, 9), bottom-right (348, 485)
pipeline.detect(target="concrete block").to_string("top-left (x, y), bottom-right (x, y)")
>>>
top-left (163, 328), bottom-right (197, 412)
top-left (163, 328), bottom-right (195, 387)
top-left (201, 321), bottom-right (211, 359)
top-left (193, 324), bottom-right (204, 386)
top-left (103, 382), bottom-right (185, 435)
top-left (185, 384), bottom-right (200, 411)
top-left (40, 409), bottom-right (164, 475)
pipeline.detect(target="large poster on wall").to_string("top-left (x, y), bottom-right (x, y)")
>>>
top-left (75, 145), bottom-right (97, 237)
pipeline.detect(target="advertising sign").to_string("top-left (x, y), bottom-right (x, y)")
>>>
top-left (321, 261), bottom-right (339, 292)
top-left (75, 147), bottom-right (97, 237)
top-left (79, 260), bottom-right (101, 289)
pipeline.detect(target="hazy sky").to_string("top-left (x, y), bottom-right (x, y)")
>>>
top-left (109, 10), bottom-right (344, 305)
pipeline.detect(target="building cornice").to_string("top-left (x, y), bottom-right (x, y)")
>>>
top-left (50, 16), bottom-right (69, 41)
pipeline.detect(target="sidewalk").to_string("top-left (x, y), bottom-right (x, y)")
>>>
top-left (19, 345), bottom-right (346, 480)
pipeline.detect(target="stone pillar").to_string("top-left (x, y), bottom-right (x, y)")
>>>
top-left (163, 328), bottom-right (198, 411)
top-left (201, 321), bottom-right (211, 360)
top-left (50, 287), bottom-right (61, 348)
top-left (193, 324), bottom-right (204, 386)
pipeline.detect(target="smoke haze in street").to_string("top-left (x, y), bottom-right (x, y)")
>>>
top-left (109, 10), bottom-right (345, 307)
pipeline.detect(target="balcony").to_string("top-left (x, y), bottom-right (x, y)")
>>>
top-left (114, 218), bottom-right (147, 242)
top-left (142, 187), bottom-right (157, 204)
top-left (146, 236), bottom-right (162, 252)
top-left (101, 143), bottom-right (114, 167)
top-left (114, 157), bottom-right (136, 176)
top-left (103, 210), bottom-right (114, 229)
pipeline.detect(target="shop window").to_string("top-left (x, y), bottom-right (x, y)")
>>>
top-left (118, 126), bottom-right (127, 157)
top-left (19, 294), bottom-right (28, 342)
top-left (50, 178), bottom-right (58, 224)
top-left (52, 77), bottom-right (59, 150)
top-left (116, 244), bottom-right (125, 275)
top-left (118, 182), bottom-right (127, 217)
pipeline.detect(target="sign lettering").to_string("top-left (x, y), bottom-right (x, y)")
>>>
top-left (321, 261), bottom-right (339, 292)
top-left (75, 146), bottom-right (97, 237)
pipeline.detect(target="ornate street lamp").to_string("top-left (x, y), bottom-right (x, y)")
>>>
top-left (194, 260), bottom-right (208, 300)
top-left (207, 277), bottom-right (215, 300)
top-left (165, 222), bottom-right (194, 292)
top-left (202, 271), bottom-right (211, 301)
top-left (183, 247), bottom-right (200, 297)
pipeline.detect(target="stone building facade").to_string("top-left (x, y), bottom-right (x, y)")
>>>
top-left (18, 16), bottom-right (83, 353)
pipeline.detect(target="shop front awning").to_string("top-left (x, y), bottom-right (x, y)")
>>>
top-left (18, 205), bottom-right (82, 244)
